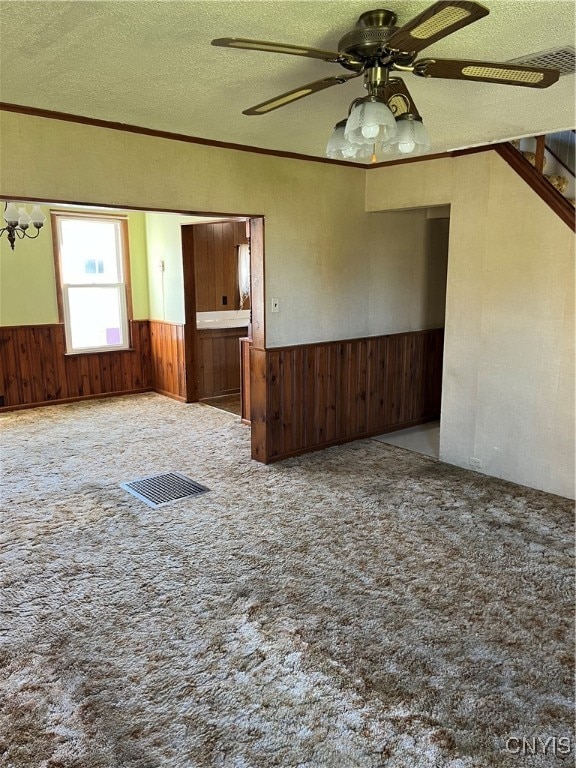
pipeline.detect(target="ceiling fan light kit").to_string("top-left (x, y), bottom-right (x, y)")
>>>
top-left (212, 1), bottom-right (560, 163)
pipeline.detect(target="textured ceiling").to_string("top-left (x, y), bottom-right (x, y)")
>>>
top-left (0, 1), bottom-right (574, 162)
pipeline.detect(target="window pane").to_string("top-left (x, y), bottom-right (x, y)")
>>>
top-left (60, 218), bottom-right (121, 284)
top-left (68, 287), bottom-right (125, 350)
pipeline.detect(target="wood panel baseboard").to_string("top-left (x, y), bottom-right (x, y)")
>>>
top-left (0, 319), bottom-right (188, 410)
top-left (264, 416), bottom-right (436, 463)
top-left (1, 322), bottom-right (444, 470)
top-left (240, 337), bottom-right (252, 423)
top-left (252, 328), bottom-right (444, 463)
top-left (0, 321), bottom-right (152, 409)
top-left (151, 388), bottom-right (187, 403)
top-left (250, 347), bottom-right (268, 463)
top-left (149, 320), bottom-right (186, 400)
top-left (0, 388), bottom-right (153, 413)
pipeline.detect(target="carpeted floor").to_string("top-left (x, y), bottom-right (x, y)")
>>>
top-left (0, 393), bottom-right (573, 767)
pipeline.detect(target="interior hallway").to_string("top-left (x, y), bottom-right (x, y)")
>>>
top-left (373, 421), bottom-right (440, 459)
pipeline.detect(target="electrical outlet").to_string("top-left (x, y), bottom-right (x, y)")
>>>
top-left (159, 260), bottom-right (165, 272)
top-left (469, 457), bottom-right (483, 469)
top-left (271, 297), bottom-right (279, 313)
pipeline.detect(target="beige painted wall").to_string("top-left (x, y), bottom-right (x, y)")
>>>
top-left (367, 152), bottom-right (575, 499)
top-left (0, 204), bottom-right (150, 325)
top-left (0, 111), bottom-right (437, 347)
top-left (366, 209), bottom-right (449, 334)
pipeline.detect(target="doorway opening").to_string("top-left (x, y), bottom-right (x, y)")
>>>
top-left (1, 197), bottom-right (264, 460)
top-left (373, 204), bottom-right (450, 460)
top-left (181, 217), bottom-right (264, 425)
top-left (181, 220), bottom-right (249, 418)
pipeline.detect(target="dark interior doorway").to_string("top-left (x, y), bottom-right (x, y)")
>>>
top-left (181, 217), bottom-right (264, 416)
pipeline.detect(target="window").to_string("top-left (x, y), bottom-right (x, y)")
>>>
top-left (52, 213), bottom-right (132, 353)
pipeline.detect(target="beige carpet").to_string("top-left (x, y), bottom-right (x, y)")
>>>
top-left (1, 393), bottom-right (573, 767)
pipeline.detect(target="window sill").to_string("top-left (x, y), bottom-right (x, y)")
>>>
top-left (65, 347), bottom-right (135, 356)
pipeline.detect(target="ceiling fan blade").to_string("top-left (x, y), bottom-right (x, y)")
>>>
top-left (384, 78), bottom-right (422, 119)
top-left (386, 1), bottom-right (489, 54)
top-left (211, 37), bottom-right (361, 67)
top-left (414, 58), bottom-right (560, 87)
top-left (242, 73), bottom-right (361, 115)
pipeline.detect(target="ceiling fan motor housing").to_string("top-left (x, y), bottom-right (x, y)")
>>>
top-left (338, 9), bottom-right (399, 58)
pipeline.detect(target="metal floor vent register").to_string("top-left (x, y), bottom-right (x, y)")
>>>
top-left (121, 472), bottom-right (210, 508)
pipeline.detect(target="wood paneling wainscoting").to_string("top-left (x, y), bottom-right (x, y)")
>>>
top-left (149, 320), bottom-right (187, 401)
top-left (240, 337), bottom-right (252, 424)
top-left (1, 321), bottom-right (443, 466)
top-left (0, 321), bottom-right (152, 409)
top-left (192, 221), bottom-right (249, 311)
top-left (197, 327), bottom-right (246, 399)
top-left (251, 328), bottom-right (444, 463)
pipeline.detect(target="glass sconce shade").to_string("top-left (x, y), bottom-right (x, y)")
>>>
top-left (18, 207), bottom-right (31, 229)
top-left (4, 202), bottom-right (19, 226)
top-left (30, 205), bottom-right (46, 228)
top-left (344, 98), bottom-right (397, 147)
top-left (390, 116), bottom-right (431, 155)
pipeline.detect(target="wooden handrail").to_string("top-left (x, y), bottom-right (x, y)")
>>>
top-left (495, 143), bottom-right (575, 231)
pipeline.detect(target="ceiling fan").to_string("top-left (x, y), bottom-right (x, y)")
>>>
top-left (212, 1), bottom-right (560, 160)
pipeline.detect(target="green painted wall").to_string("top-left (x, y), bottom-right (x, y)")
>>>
top-left (145, 212), bottom-right (185, 323)
top-left (0, 205), bottom-right (150, 325)
top-left (126, 211), bottom-right (150, 320)
top-left (0, 205), bottom-right (58, 326)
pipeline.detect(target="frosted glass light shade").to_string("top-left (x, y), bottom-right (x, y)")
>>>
top-left (353, 145), bottom-right (374, 160)
top-left (345, 98), bottom-right (397, 147)
top-left (391, 117), bottom-right (431, 155)
top-left (4, 202), bottom-right (19, 225)
top-left (326, 120), bottom-right (373, 161)
top-left (326, 121), bottom-right (351, 159)
top-left (30, 205), bottom-right (46, 228)
top-left (18, 207), bottom-right (31, 229)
